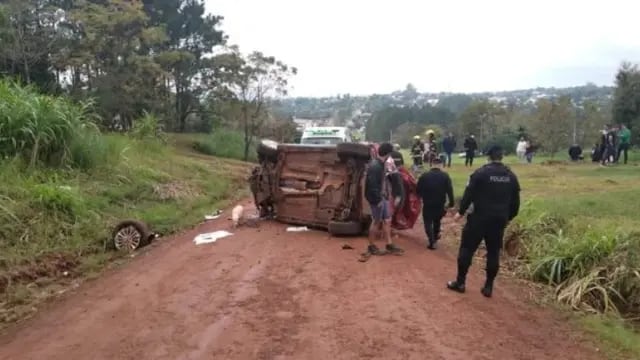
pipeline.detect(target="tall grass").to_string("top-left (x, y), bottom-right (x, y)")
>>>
top-left (0, 80), bottom-right (109, 169)
top-left (191, 128), bottom-right (257, 162)
top-left (510, 202), bottom-right (640, 318)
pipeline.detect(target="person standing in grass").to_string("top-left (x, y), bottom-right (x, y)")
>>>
top-left (416, 158), bottom-right (454, 250)
top-left (617, 124), bottom-right (631, 164)
top-left (442, 133), bottom-right (456, 168)
top-left (410, 136), bottom-right (425, 172)
top-left (516, 137), bottom-right (527, 162)
top-left (447, 145), bottom-right (520, 298)
top-left (525, 140), bottom-right (534, 164)
top-left (364, 142), bottom-right (404, 255)
top-left (464, 134), bottom-right (478, 167)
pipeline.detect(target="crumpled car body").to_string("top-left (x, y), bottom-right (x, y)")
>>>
top-left (249, 140), bottom-right (421, 236)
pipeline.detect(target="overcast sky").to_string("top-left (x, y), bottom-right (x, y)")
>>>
top-left (206, 0), bottom-right (640, 97)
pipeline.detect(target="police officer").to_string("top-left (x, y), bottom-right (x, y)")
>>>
top-left (416, 158), bottom-right (454, 250)
top-left (447, 145), bottom-right (520, 298)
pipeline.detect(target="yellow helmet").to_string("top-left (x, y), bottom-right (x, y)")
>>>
top-left (413, 135), bottom-right (420, 140)
top-left (426, 129), bottom-right (435, 135)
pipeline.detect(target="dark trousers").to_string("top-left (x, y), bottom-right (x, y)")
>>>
top-left (465, 150), bottom-right (474, 166)
top-left (444, 152), bottom-right (452, 167)
top-left (617, 143), bottom-right (629, 164)
top-left (423, 207), bottom-right (444, 245)
top-left (456, 215), bottom-right (507, 286)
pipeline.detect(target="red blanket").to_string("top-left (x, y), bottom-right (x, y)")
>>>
top-left (390, 167), bottom-right (421, 230)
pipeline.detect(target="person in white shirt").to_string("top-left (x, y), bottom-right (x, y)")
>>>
top-left (516, 137), bottom-right (527, 162)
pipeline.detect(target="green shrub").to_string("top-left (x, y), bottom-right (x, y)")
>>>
top-left (130, 111), bottom-right (167, 143)
top-left (192, 129), bottom-right (257, 162)
top-left (30, 184), bottom-right (83, 218)
top-left (0, 80), bottom-right (106, 169)
top-left (513, 201), bottom-right (640, 317)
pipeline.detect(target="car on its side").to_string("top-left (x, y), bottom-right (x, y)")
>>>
top-left (249, 139), bottom-right (376, 236)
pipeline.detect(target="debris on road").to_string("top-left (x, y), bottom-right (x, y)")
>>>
top-left (193, 231), bottom-right (233, 245)
top-left (342, 244), bottom-right (354, 250)
top-left (204, 209), bottom-right (223, 221)
top-left (286, 226), bottom-right (309, 232)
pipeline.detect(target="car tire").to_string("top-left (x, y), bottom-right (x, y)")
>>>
top-left (336, 143), bottom-right (371, 160)
top-left (257, 139), bottom-right (279, 162)
top-left (112, 220), bottom-right (153, 251)
top-left (328, 221), bottom-right (363, 236)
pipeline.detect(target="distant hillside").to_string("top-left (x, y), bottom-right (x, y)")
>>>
top-left (273, 83), bottom-right (614, 123)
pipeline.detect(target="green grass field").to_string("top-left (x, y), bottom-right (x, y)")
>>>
top-left (403, 149), bottom-right (640, 359)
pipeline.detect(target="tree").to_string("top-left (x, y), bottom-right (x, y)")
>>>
top-left (612, 62), bottom-right (640, 142)
top-left (220, 49), bottom-right (296, 160)
top-left (144, 0), bottom-right (227, 131)
top-left (67, 0), bottom-right (168, 129)
top-left (0, 0), bottom-right (60, 89)
top-left (457, 100), bottom-right (503, 146)
top-left (530, 96), bottom-right (573, 157)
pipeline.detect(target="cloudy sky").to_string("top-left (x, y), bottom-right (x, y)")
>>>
top-left (206, 0), bottom-right (640, 97)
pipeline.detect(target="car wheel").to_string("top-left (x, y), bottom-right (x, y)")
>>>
top-left (112, 220), bottom-right (152, 251)
top-left (336, 143), bottom-right (371, 160)
top-left (328, 221), bottom-right (363, 236)
top-left (257, 139), bottom-right (279, 162)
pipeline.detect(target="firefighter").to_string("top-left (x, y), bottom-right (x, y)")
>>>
top-left (447, 145), bottom-right (520, 298)
top-left (410, 136), bottom-right (425, 172)
top-left (424, 130), bottom-right (438, 167)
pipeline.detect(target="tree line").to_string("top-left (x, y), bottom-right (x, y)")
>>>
top-left (0, 0), bottom-right (298, 160)
top-left (364, 64), bottom-right (639, 156)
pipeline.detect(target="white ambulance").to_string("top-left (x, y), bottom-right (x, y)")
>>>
top-left (299, 127), bottom-right (352, 145)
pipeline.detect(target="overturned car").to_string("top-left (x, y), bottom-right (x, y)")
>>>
top-left (249, 140), bottom-right (420, 236)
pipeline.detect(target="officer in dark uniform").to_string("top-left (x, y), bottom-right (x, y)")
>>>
top-left (416, 158), bottom-right (454, 249)
top-left (447, 145), bottom-right (520, 298)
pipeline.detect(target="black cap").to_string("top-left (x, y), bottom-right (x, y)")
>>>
top-left (487, 145), bottom-right (504, 160)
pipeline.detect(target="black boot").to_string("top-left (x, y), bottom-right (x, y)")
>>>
top-left (446, 280), bottom-right (465, 293)
top-left (481, 281), bottom-right (493, 298)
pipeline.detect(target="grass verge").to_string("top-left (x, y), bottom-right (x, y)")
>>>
top-left (0, 135), bottom-right (250, 327)
top-left (402, 149), bottom-right (640, 358)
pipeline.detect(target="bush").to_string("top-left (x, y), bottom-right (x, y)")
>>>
top-left (512, 204), bottom-right (640, 318)
top-left (192, 129), bottom-right (257, 162)
top-left (0, 80), bottom-right (107, 169)
top-left (130, 111), bottom-right (167, 143)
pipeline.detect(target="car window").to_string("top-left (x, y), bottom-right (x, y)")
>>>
top-left (300, 137), bottom-right (344, 145)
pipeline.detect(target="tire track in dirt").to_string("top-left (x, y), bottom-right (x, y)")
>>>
top-left (0, 203), bottom-right (603, 360)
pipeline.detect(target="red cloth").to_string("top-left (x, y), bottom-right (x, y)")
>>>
top-left (390, 167), bottom-right (421, 230)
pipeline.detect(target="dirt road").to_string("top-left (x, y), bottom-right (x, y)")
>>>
top-left (0, 201), bottom-right (601, 360)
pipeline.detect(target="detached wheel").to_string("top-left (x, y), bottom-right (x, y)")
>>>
top-left (112, 220), bottom-right (152, 251)
top-left (257, 139), bottom-right (279, 162)
top-left (337, 143), bottom-right (371, 160)
top-left (328, 221), bottom-right (363, 236)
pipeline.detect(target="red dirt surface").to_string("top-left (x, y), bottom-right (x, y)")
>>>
top-left (0, 201), bottom-right (603, 360)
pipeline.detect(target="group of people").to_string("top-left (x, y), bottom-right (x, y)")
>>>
top-left (409, 132), bottom-right (480, 172)
top-left (364, 142), bottom-right (521, 298)
top-left (590, 124), bottom-right (632, 165)
top-left (516, 137), bottom-right (535, 163)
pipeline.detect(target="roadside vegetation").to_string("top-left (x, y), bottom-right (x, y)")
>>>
top-left (408, 154), bottom-right (640, 359)
top-left (0, 80), bottom-right (251, 327)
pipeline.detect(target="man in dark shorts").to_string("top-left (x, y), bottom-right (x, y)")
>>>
top-left (364, 142), bottom-right (404, 255)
